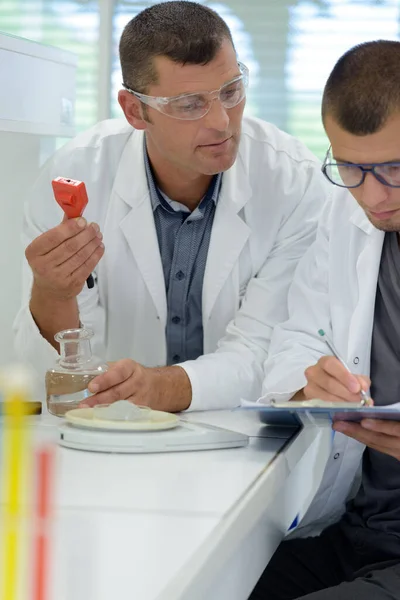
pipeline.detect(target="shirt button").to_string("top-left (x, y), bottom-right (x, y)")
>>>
top-left (353, 357), bottom-right (359, 365)
top-left (334, 453), bottom-right (340, 459)
top-left (172, 316), bottom-right (181, 324)
top-left (175, 270), bottom-right (185, 281)
top-left (172, 354), bottom-right (180, 362)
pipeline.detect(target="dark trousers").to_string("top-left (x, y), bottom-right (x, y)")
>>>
top-left (248, 521), bottom-right (400, 600)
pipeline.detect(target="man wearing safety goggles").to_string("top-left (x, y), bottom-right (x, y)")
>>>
top-left (17, 1), bottom-right (329, 412)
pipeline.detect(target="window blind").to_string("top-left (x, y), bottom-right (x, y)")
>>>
top-left (1, 0), bottom-right (399, 157)
top-left (111, 0), bottom-right (400, 159)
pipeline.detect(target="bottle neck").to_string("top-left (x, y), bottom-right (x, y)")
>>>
top-left (59, 339), bottom-right (93, 367)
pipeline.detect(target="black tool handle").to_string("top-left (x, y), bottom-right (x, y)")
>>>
top-left (86, 274), bottom-right (95, 289)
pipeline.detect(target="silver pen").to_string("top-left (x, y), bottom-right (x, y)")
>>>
top-left (318, 329), bottom-right (373, 406)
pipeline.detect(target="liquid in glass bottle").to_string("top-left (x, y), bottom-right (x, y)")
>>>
top-left (45, 328), bottom-right (108, 417)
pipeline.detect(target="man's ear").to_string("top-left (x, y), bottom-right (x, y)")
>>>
top-left (118, 90), bottom-right (147, 130)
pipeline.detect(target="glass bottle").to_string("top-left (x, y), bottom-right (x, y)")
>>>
top-left (45, 328), bottom-right (108, 417)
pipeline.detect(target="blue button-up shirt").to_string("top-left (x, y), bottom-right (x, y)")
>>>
top-left (143, 142), bottom-right (222, 365)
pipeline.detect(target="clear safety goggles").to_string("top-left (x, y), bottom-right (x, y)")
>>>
top-left (122, 62), bottom-right (249, 121)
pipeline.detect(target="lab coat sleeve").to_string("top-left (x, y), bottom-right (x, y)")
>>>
top-left (13, 152), bottom-right (106, 377)
top-left (261, 196), bottom-right (335, 402)
top-left (182, 165), bottom-right (331, 411)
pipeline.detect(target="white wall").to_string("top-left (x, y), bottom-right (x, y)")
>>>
top-left (0, 32), bottom-right (76, 366)
top-left (0, 133), bottom-right (59, 365)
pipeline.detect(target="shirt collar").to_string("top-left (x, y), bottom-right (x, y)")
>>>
top-left (143, 136), bottom-right (221, 214)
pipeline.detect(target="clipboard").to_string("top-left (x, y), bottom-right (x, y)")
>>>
top-left (243, 400), bottom-right (400, 428)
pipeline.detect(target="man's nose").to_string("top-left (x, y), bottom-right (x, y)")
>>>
top-left (359, 172), bottom-right (390, 208)
top-left (203, 97), bottom-right (230, 131)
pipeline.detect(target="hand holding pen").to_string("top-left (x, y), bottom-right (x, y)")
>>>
top-left (318, 330), bottom-right (373, 406)
top-left (299, 329), bottom-right (374, 406)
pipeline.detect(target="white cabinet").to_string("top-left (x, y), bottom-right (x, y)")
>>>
top-left (0, 32), bottom-right (76, 135)
top-left (0, 32), bottom-right (77, 365)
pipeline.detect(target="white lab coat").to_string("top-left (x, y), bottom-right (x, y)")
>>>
top-left (14, 116), bottom-right (329, 410)
top-left (262, 188), bottom-right (385, 535)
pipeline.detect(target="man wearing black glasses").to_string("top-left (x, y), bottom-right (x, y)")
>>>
top-left (15, 1), bottom-right (327, 412)
top-left (323, 146), bottom-right (400, 194)
top-left (252, 40), bottom-right (400, 600)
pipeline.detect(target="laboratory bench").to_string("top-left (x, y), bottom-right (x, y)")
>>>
top-left (7, 408), bottom-right (331, 600)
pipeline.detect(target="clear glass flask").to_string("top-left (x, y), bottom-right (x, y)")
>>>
top-left (45, 328), bottom-right (108, 417)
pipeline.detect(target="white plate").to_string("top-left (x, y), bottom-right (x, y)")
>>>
top-left (65, 407), bottom-right (180, 431)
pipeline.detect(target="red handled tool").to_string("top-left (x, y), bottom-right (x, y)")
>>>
top-left (51, 177), bottom-right (94, 288)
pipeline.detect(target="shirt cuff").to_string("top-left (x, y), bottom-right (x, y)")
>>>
top-left (258, 390), bottom-right (299, 404)
top-left (177, 362), bottom-right (201, 412)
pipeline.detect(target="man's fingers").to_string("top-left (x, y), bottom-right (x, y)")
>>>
top-left (304, 382), bottom-right (362, 404)
top-left (357, 375), bottom-right (371, 392)
top-left (82, 374), bottom-right (142, 407)
top-left (361, 419), bottom-right (400, 436)
top-left (58, 236), bottom-right (104, 275)
top-left (81, 382), bottom-right (132, 406)
top-left (319, 356), bottom-right (362, 393)
top-left (305, 370), bottom-right (360, 402)
top-left (67, 244), bottom-right (104, 287)
top-left (49, 223), bottom-right (102, 267)
top-left (304, 382), bottom-right (344, 403)
top-left (88, 359), bottom-right (135, 394)
top-left (26, 217), bottom-right (87, 258)
top-left (304, 358), bottom-right (372, 404)
top-left (333, 421), bottom-right (400, 458)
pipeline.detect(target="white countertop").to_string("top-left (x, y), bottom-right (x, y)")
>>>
top-left (4, 409), bottom-right (332, 600)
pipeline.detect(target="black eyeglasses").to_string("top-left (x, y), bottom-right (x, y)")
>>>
top-left (322, 146), bottom-right (400, 189)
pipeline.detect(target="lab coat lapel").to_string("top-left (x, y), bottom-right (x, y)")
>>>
top-left (202, 158), bottom-right (251, 323)
top-left (347, 206), bottom-right (385, 373)
top-left (114, 130), bottom-right (167, 325)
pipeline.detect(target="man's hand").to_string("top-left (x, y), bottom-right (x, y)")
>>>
top-left (82, 359), bottom-right (192, 413)
top-left (301, 357), bottom-right (400, 460)
top-left (300, 356), bottom-right (371, 403)
top-left (26, 216), bottom-right (104, 300)
top-left (333, 419), bottom-right (400, 461)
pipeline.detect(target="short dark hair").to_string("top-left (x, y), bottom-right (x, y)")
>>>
top-left (322, 40), bottom-right (400, 135)
top-left (119, 1), bottom-right (235, 93)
